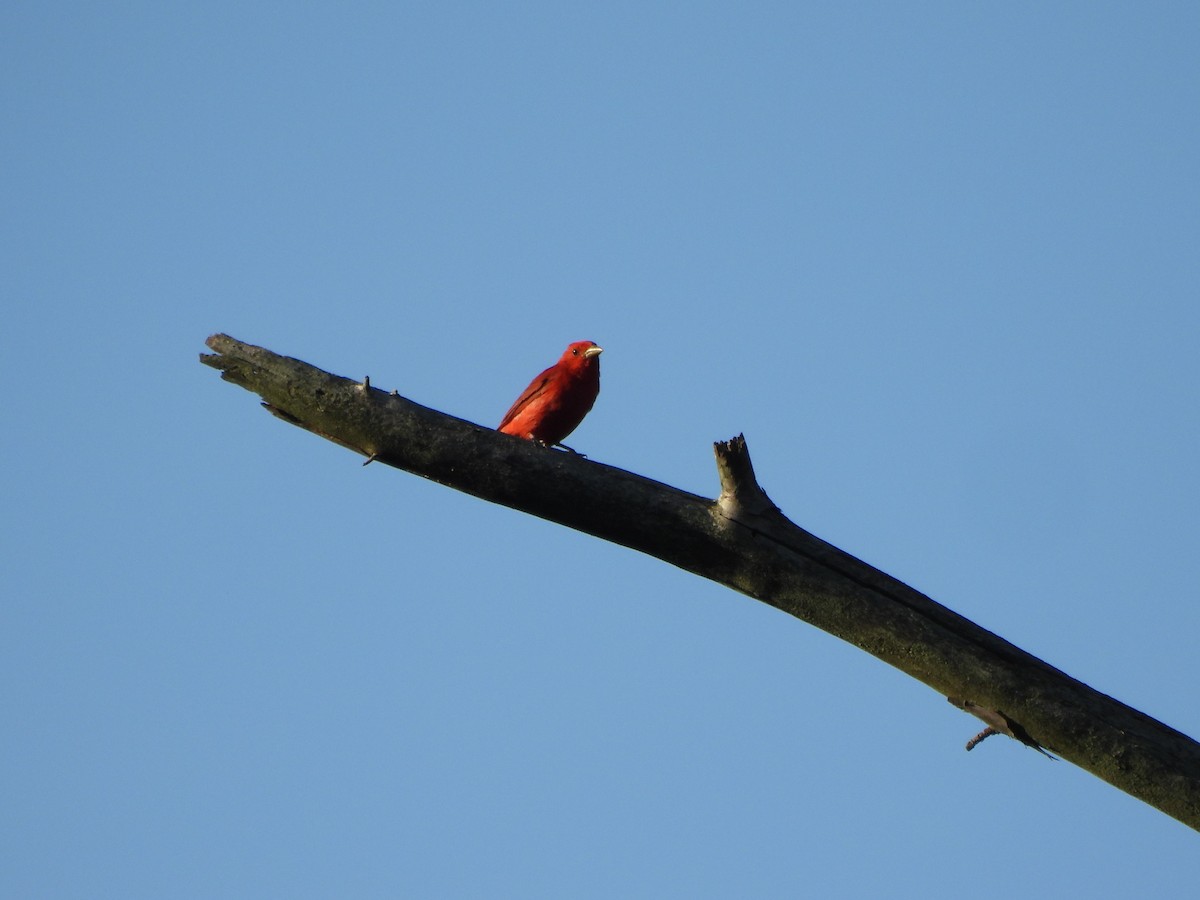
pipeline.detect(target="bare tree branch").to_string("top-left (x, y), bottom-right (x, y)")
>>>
top-left (200, 333), bottom-right (1200, 831)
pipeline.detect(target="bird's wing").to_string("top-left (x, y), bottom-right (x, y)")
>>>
top-left (498, 370), bottom-right (555, 429)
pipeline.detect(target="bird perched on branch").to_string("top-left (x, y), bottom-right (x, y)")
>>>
top-left (498, 340), bottom-right (603, 449)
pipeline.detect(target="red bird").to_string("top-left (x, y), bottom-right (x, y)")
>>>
top-left (498, 340), bottom-right (603, 447)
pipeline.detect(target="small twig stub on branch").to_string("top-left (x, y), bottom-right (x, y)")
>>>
top-left (948, 697), bottom-right (1055, 759)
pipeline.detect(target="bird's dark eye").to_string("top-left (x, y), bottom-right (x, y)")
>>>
top-left (572, 348), bottom-right (579, 356)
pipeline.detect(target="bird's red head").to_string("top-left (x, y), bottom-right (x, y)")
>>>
top-left (560, 340), bottom-right (603, 368)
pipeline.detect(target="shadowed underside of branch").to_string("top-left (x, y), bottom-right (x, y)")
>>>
top-left (201, 333), bottom-right (1200, 831)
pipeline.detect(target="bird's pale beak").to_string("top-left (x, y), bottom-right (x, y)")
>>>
top-left (584, 346), bottom-right (603, 359)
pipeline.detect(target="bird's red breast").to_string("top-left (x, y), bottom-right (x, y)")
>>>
top-left (498, 340), bottom-right (602, 446)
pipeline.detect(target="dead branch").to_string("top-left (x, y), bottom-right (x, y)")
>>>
top-left (200, 333), bottom-right (1200, 830)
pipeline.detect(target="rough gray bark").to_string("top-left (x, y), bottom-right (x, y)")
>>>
top-left (201, 333), bottom-right (1200, 831)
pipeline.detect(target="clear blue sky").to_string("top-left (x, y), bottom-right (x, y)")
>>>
top-left (4, 2), bottom-right (1199, 896)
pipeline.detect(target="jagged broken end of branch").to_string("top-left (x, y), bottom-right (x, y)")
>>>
top-left (200, 333), bottom-right (257, 388)
top-left (201, 334), bottom-right (375, 460)
top-left (714, 433), bottom-right (780, 522)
